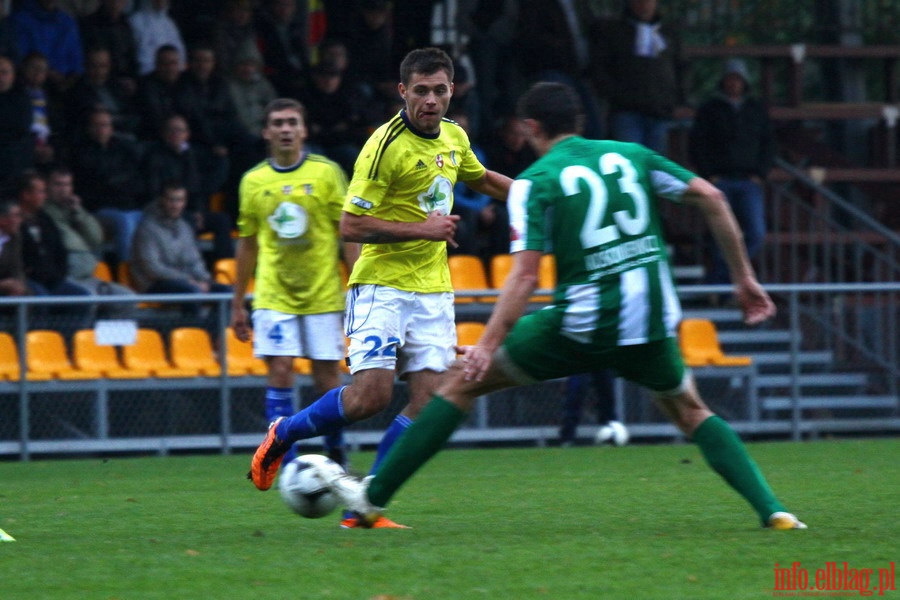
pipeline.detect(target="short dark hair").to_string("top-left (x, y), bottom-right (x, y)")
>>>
top-left (160, 179), bottom-right (186, 197)
top-left (516, 82), bottom-right (584, 138)
top-left (0, 199), bottom-right (18, 217)
top-left (399, 47), bottom-right (454, 86)
top-left (47, 164), bottom-right (73, 179)
top-left (15, 170), bottom-right (44, 198)
top-left (263, 98), bottom-right (306, 124)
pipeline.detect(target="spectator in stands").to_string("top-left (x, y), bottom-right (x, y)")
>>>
top-left (299, 60), bottom-right (368, 175)
top-left (0, 55), bottom-right (34, 192)
top-left (20, 52), bottom-right (59, 167)
top-left (468, 0), bottom-right (519, 143)
top-left (484, 115), bottom-right (537, 178)
top-left (589, 0), bottom-right (685, 154)
top-left (0, 199), bottom-right (28, 300)
top-left (134, 43), bottom-right (181, 140)
top-left (43, 165), bottom-right (136, 318)
top-left (344, 0), bottom-right (395, 113)
top-left (513, 0), bottom-right (603, 139)
top-left (175, 43), bottom-right (242, 155)
top-left (255, 0), bottom-right (310, 98)
top-left (141, 114), bottom-right (233, 262)
top-left (79, 0), bottom-right (139, 92)
top-left (448, 109), bottom-right (509, 262)
top-left (227, 45), bottom-right (277, 140)
top-left (129, 0), bottom-right (185, 76)
top-left (58, 1), bottom-right (100, 17)
top-left (11, 0), bottom-right (84, 92)
top-left (689, 59), bottom-right (775, 290)
top-left (211, 0), bottom-right (258, 78)
top-left (16, 170), bottom-right (92, 324)
top-left (0, 2), bottom-right (21, 63)
top-left (69, 108), bottom-right (144, 262)
top-left (66, 46), bottom-right (138, 139)
top-left (130, 180), bottom-right (230, 316)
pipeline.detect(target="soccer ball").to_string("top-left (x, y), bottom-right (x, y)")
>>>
top-left (594, 421), bottom-right (630, 446)
top-left (278, 454), bottom-right (343, 518)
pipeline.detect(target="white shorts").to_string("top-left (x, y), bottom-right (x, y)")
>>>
top-left (344, 284), bottom-right (456, 378)
top-left (252, 309), bottom-right (345, 360)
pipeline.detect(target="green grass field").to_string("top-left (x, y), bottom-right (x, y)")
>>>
top-left (1, 439), bottom-right (897, 600)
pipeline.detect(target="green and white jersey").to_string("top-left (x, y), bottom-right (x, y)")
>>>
top-left (508, 137), bottom-right (695, 346)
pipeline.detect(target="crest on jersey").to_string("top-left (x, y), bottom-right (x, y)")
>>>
top-left (268, 201), bottom-right (308, 239)
top-left (417, 175), bottom-right (453, 216)
top-left (435, 154), bottom-right (444, 168)
top-left (304, 184), bottom-right (313, 195)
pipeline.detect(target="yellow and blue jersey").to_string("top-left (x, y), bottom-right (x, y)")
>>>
top-left (237, 153), bottom-right (348, 314)
top-left (344, 111), bottom-right (487, 293)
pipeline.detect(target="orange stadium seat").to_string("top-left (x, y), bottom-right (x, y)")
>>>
top-left (224, 327), bottom-right (267, 376)
top-left (449, 254), bottom-right (490, 303)
top-left (122, 329), bottom-right (199, 377)
top-left (169, 327), bottom-right (222, 376)
top-left (93, 260), bottom-right (113, 282)
top-left (72, 330), bottom-right (150, 379)
top-left (488, 254), bottom-right (513, 290)
top-left (0, 332), bottom-right (21, 381)
top-left (214, 258), bottom-right (253, 292)
top-left (26, 330), bottom-right (101, 380)
top-left (679, 319), bottom-right (753, 367)
top-left (455, 321), bottom-right (486, 351)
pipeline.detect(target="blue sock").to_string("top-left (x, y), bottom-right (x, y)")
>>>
top-left (369, 414), bottom-right (413, 475)
top-left (275, 386), bottom-right (349, 443)
top-left (265, 387), bottom-right (294, 422)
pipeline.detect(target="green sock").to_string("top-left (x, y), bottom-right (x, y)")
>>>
top-left (367, 395), bottom-right (467, 508)
top-left (692, 415), bottom-right (785, 523)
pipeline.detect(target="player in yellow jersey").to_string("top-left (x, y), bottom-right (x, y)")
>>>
top-left (233, 98), bottom-right (359, 470)
top-left (249, 48), bottom-right (513, 527)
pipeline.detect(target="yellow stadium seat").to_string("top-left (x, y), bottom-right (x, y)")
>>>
top-left (679, 319), bottom-right (753, 367)
top-left (293, 357), bottom-right (312, 375)
top-left (214, 258), bottom-right (253, 292)
top-left (72, 330), bottom-right (150, 379)
top-left (455, 321), bottom-right (485, 350)
top-left (122, 329), bottom-right (200, 377)
top-left (224, 327), bottom-right (267, 376)
top-left (169, 327), bottom-right (222, 376)
top-left (26, 330), bottom-right (101, 380)
top-left (488, 254), bottom-right (513, 290)
top-left (533, 254), bottom-right (556, 302)
top-left (448, 254), bottom-right (490, 303)
top-left (0, 332), bottom-right (21, 381)
top-left (93, 260), bottom-right (113, 282)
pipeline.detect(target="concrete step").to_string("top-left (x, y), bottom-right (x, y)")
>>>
top-left (750, 350), bottom-right (834, 367)
top-left (757, 373), bottom-right (869, 388)
top-left (763, 396), bottom-right (898, 411)
top-left (718, 329), bottom-right (798, 345)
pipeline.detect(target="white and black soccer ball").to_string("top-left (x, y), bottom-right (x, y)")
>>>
top-left (278, 454), bottom-right (344, 518)
top-left (594, 421), bottom-right (630, 447)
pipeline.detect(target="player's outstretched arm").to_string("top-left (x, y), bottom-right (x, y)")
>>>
top-left (464, 169), bottom-right (513, 202)
top-left (340, 211), bottom-right (461, 246)
top-left (681, 177), bottom-right (776, 325)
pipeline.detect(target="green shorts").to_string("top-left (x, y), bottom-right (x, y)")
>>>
top-left (503, 306), bottom-right (686, 393)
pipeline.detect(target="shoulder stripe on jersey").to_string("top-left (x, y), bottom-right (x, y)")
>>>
top-left (368, 117), bottom-right (407, 180)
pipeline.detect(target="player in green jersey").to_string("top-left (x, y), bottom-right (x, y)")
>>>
top-left (318, 81), bottom-right (807, 531)
top-left (232, 98), bottom-right (360, 470)
top-left (249, 48), bottom-right (513, 528)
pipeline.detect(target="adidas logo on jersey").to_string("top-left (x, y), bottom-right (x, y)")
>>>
top-left (415, 160), bottom-right (427, 170)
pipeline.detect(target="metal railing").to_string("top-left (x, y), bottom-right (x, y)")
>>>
top-left (0, 286), bottom-right (896, 460)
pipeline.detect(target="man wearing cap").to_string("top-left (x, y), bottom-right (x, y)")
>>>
top-left (689, 59), bottom-right (775, 289)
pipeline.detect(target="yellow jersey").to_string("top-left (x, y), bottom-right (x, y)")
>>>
top-left (237, 154), bottom-right (347, 314)
top-left (344, 111), bottom-right (487, 293)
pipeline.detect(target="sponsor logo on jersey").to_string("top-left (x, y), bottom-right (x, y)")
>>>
top-left (350, 196), bottom-right (373, 210)
top-left (303, 184), bottom-right (313, 195)
top-left (282, 185), bottom-right (293, 195)
top-left (435, 154), bottom-right (444, 168)
top-left (449, 150), bottom-right (457, 166)
top-left (415, 159), bottom-right (427, 170)
top-left (267, 201), bottom-right (308, 239)
top-left (417, 176), bottom-right (453, 215)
